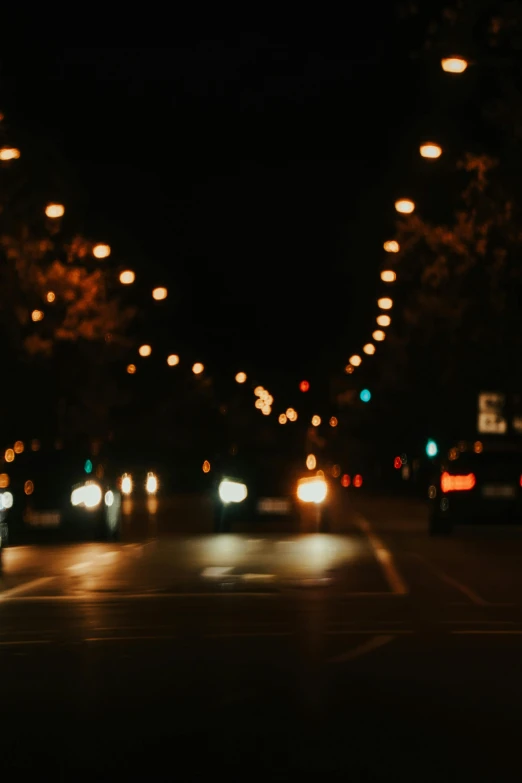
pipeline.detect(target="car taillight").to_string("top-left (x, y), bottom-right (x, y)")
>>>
top-left (353, 474), bottom-right (363, 488)
top-left (441, 472), bottom-right (476, 493)
top-left (520, 475), bottom-right (522, 487)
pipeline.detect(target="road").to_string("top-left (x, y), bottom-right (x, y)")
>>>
top-left (2, 491), bottom-right (522, 780)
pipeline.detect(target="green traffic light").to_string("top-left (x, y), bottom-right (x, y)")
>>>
top-left (84, 459), bottom-right (93, 474)
top-left (426, 439), bottom-right (438, 458)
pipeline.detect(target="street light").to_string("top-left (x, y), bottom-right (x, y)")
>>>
top-left (235, 371), bottom-right (247, 383)
top-left (329, 417), bottom-right (338, 427)
top-left (441, 56), bottom-right (468, 74)
top-left (311, 415), bottom-right (321, 427)
top-left (93, 243), bottom-right (111, 259)
top-left (349, 355), bottom-right (362, 367)
top-left (45, 203), bottom-right (65, 218)
top-left (46, 291), bottom-right (56, 303)
top-left (383, 240), bottom-right (399, 253)
top-left (127, 364), bottom-right (137, 374)
top-left (395, 199), bottom-right (415, 214)
top-left (31, 309), bottom-right (44, 322)
top-left (119, 270), bottom-right (135, 285)
top-left (420, 142), bottom-right (442, 159)
top-left (167, 354), bottom-right (180, 366)
top-left (363, 343), bottom-right (376, 355)
top-left (138, 345), bottom-right (152, 357)
top-left (152, 286), bottom-right (168, 301)
top-left (377, 297), bottom-right (393, 310)
top-left (278, 413), bottom-right (287, 424)
top-left (0, 147), bottom-right (20, 161)
top-left (372, 330), bottom-right (386, 341)
top-left (380, 270), bottom-right (396, 282)
top-left (192, 362), bottom-right (204, 375)
top-left (376, 314), bottom-right (391, 327)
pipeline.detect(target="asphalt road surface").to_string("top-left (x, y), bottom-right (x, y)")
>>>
top-left (2, 491), bottom-right (522, 781)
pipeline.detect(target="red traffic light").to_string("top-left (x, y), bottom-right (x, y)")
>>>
top-left (394, 456), bottom-right (402, 469)
top-left (341, 474), bottom-right (351, 487)
top-left (299, 380), bottom-right (310, 392)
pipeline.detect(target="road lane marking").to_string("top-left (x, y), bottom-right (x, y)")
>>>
top-left (328, 634), bottom-right (395, 664)
top-left (411, 553), bottom-right (489, 606)
top-left (1, 592), bottom-right (279, 601)
top-left (0, 639), bottom-right (50, 646)
top-left (67, 561), bottom-right (92, 573)
top-left (0, 576), bottom-right (55, 601)
top-left (452, 630), bottom-right (522, 635)
top-left (201, 566), bottom-right (235, 577)
top-left (354, 514), bottom-right (408, 595)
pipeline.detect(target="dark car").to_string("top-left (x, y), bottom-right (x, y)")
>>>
top-left (4, 449), bottom-right (122, 543)
top-left (428, 440), bottom-right (522, 535)
top-left (211, 448), bottom-right (332, 532)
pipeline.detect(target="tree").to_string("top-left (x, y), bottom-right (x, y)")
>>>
top-left (0, 113), bottom-right (136, 443)
top-left (372, 3), bottom-right (522, 440)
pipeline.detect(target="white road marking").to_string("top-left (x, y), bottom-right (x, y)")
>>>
top-left (411, 553), bottom-right (489, 606)
top-left (1, 592), bottom-right (279, 602)
top-left (328, 634), bottom-right (395, 664)
top-left (0, 576), bottom-right (55, 601)
top-left (0, 639), bottom-right (50, 646)
top-left (354, 514), bottom-right (408, 595)
top-left (201, 566), bottom-right (235, 577)
top-left (97, 551), bottom-right (119, 562)
top-left (67, 561), bottom-right (92, 573)
top-left (452, 630), bottom-right (522, 635)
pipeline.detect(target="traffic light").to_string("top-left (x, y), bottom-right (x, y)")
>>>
top-left (360, 389), bottom-right (371, 403)
top-left (426, 439), bottom-right (438, 458)
top-left (299, 380), bottom-right (310, 392)
top-left (84, 459), bottom-right (93, 474)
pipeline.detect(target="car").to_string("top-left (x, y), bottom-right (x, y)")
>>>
top-left (3, 449), bottom-right (122, 543)
top-left (211, 448), bottom-right (332, 532)
top-left (427, 440), bottom-right (522, 536)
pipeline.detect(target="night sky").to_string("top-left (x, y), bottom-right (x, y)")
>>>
top-left (1, 9), bottom-right (430, 394)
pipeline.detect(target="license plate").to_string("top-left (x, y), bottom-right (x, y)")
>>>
top-left (25, 511), bottom-right (61, 527)
top-left (257, 498), bottom-right (291, 514)
top-left (481, 485), bottom-right (516, 499)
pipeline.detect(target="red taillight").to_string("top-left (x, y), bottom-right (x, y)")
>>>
top-left (441, 472), bottom-right (476, 493)
top-left (394, 456), bottom-right (402, 469)
top-left (354, 474), bottom-right (363, 488)
top-left (341, 474), bottom-right (351, 487)
top-left (520, 475), bottom-right (522, 487)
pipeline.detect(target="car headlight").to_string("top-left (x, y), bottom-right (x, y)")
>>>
top-left (297, 476), bottom-right (328, 504)
top-left (71, 482), bottom-right (102, 509)
top-left (218, 479), bottom-right (248, 504)
top-left (121, 474), bottom-right (132, 495)
top-left (0, 491), bottom-right (13, 510)
top-left (146, 472), bottom-right (158, 494)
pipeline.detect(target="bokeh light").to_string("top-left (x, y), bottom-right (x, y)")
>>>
top-left (202, 460), bottom-right (211, 473)
top-left (192, 362), bottom-right (204, 375)
top-left (139, 345), bottom-right (152, 357)
top-left (0, 147), bottom-right (20, 161)
top-left (349, 355), bottom-right (362, 367)
top-left (14, 441), bottom-right (24, 454)
top-left (167, 354), bottom-right (180, 366)
top-left (329, 416), bottom-right (338, 427)
top-left (127, 364), bottom-right (137, 374)
top-left (4, 449), bottom-right (14, 463)
top-left (235, 371), bottom-right (247, 383)
top-left (306, 454), bottom-right (317, 470)
top-left (46, 291), bottom-right (56, 303)
top-left (0, 474), bottom-right (9, 488)
top-left (376, 314), bottom-right (391, 327)
top-left (377, 297), bottom-right (393, 310)
top-left (24, 480), bottom-right (34, 495)
top-left (120, 270), bottom-right (135, 285)
top-left (441, 56), bottom-right (468, 73)
top-left (299, 380), bottom-right (310, 392)
top-left (372, 330), bottom-right (386, 341)
top-left (383, 240), bottom-right (399, 253)
top-left (420, 142), bottom-right (442, 159)
top-left (286, 408), bottom-right (297, 422)
top-left (394, 199), bottom-right (415, 214)
top-left (363, 343), bottom-right (376, 355)
top-left (93, 243), bottom-right (111, 259)
top-left (278, 413), bottom-right (287, 424)
top-left (45, 203), bottom-right (65, 218)
top-left (380, 270), bottom-right (396, 282)
top-left (311, 415), bottom-right (321, 427)
top-left (152, 286), bottom-right (168, 301)
top-left (31, 309), bottom-right (44, 322)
